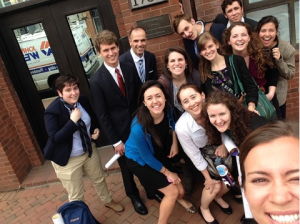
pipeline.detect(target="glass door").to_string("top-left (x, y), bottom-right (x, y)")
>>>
top-left (0, 0), bottom-right (118, 148)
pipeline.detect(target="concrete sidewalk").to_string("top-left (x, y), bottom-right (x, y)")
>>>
top-left (0, 146), bottom-right (244, 224)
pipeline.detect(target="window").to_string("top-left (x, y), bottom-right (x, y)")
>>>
top-left (244, 0), bottom-right (299, 47)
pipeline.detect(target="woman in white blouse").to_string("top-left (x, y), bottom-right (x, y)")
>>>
top-left (175, 84), bottom-right (232, 224)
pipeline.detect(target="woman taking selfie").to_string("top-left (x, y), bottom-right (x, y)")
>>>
top-left (125, 81), bottom-right (196, 224)
top-left (197, 32), bottom-right (258, 114)
top-left (256, 15), bottom-right (296, 119)
top-left (176, 84), bottom-right (234, 224)
top-left (239, 121), bottom-right (299, 224)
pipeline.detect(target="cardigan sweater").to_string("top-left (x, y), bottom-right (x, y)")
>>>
top-left (125, 112), bottom-right (175, 172)
top-left (274, 37), bottom-right (296, 105)
top-left (203, 54), bottom-right (258, 105)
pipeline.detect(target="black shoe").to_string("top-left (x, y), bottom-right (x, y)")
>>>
top-left (240, 215), bottom-right (258, 224)
top-left (214, 200), bottom-right (232, 214)
top-left (130, 198), bottom-right (148, 215)
top-left (198, 206), bottom-right (219, 224)
top-left (148, 191), bottom-right (164, 203)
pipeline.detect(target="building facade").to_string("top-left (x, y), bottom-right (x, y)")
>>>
top-left (0, 0), bottom-right (298, 191)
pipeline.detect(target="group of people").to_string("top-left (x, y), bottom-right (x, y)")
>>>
top-left (43, 0), bottom-right (298, 224)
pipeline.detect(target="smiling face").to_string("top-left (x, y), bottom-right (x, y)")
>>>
top-left (179, 87), bottom-right (205, 117)
top-left (224, 1), bottom-right (244, 23)
top-left (244, 136), bottom-right (299, 224)
top-left (143, 86), bottom-right (166, 118)
top-left (228, 25), bottom-right (250, 53)
top-left (176, 18), bottom-right (198, 40)
top-left (200, 39), bottom-right (219, 61)
top-left (167, 51), bottom-right (187, 78)
top-left (129, 29), bottom-right (147, 57)
top-left (206, 103), bottom-right (231, 133)
top-left (98, 43), bottom-right (119, 67)
top-left (57, 83), bottom-right (80, 106)
top-left (258, 22), bottom-right (278, 48)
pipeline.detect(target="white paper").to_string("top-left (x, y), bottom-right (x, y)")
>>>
top-left (52, 213), bottom-right (65, 224)
top-left (236, 155), bottom-right (253, 219)
top-left (222, 133), bottom-right (238, 153)
top-left (105, 153), bottom-right (121, 169)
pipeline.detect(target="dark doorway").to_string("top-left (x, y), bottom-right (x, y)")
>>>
top-left (0, 0), bottom-right (119, 149)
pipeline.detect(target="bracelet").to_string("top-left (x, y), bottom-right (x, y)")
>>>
top-left (162, 168), bottom-right (166, 174)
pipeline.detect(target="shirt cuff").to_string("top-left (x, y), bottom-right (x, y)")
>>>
top-left (113, 141), bottom-right (122, 147)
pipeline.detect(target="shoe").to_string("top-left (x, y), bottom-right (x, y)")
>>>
top-left (240, 215), bottom-right (258, 224)
top-left (130, 197), bottom-right (148, 215)
top-left (104, 200), bottom-right (124, 212)
top-left (214, 200), bottom-right (232, 214)
top-left (198, 206), bottom-right (219, 224)
top-left (147, 191), bottom-right (164, 203)
top-left (177, 199), bottom-right (196, 213)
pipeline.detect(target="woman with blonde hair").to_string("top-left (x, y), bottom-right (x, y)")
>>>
top-left (197, 32), bottom-right (258, 114)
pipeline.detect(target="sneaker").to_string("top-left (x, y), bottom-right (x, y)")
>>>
top-left (104, 200), bottom-right (124, 212)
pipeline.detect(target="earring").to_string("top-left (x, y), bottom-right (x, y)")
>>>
top-left (185, 66), bottom-right (187, 69)
top-left (144, 104), bottom-right (147, 106)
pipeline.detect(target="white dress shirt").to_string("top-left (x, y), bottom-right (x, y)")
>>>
top-left (175, 111), bottom-right (208, 171)
top-left (103, 62), bottom-right (124, 86)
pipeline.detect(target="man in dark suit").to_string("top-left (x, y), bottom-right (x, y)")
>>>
top-left (173, 14), bottom-right (225, 70)
top-left (89, 30), bottom-right (148, 215)
top-left (214, 0), bottom-right (257, 30)
top-left (119, 27), bottom-right (157, 83)
top-left (44, 74), bottom-right (123, 212)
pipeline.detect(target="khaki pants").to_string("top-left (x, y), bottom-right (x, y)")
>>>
top-left (52, 143), bottom-right (111, 203)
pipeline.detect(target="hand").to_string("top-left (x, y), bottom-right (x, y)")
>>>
top-left (179, 2), bottom-right (184, 14)
top-left (114, 142), bottom-right (125, 156)
top-left (265, 93), bottom-right (273, 101)
top-left (248, 104), bottom-right (260, 115)
top-left (166, 171), bottom-right (181, 185)
top-left (70, 108), bottom-right (81, 123)
top-left (91, 128), bottom-right (100, 140)
top-left (215, 144), bottom-right (228, 158)
top-left (168, 143), bottom-right (179, 158)
top-left (272, 48), bottom-right (281, 61)
top-left (204, 179), bottom-right (220, 194)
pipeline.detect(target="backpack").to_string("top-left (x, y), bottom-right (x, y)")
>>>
top-left (57, 201), bottom-right (100, 224)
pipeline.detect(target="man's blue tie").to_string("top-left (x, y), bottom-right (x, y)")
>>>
top-left (138, 59), bottom-right (145, 83)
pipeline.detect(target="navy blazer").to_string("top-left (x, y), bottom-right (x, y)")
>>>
top-left (89, 62), bottom-right (142, 144)
top-left (183, 21), bottom-right (225, 70)
top-left (203, 54), bottom-right (258, 105)
top-left (214, 14), bottom-right (258, 30)
top-left (43, 95), bottom-right (99, 166)
top-left (119, 50), bottom-right (157, 81)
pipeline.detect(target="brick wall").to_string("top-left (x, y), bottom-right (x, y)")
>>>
top-left (286, 52), bottom-right (299, 121)
top-left (110, 0), bottom-right (184, 74)
top-left (194, 0), bottom-right (223, 22)
top-left (0, 56), bottom-right (44, 191)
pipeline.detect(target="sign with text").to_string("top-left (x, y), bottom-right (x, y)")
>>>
top-left (136, 14), bottom-right (173, 39)
top-left (129, 0), bottom-right (167, 10)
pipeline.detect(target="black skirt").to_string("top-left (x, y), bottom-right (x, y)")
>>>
top-left (125, 157), bottom-right (170, 190)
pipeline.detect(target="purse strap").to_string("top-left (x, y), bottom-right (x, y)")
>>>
top-left (229, 55), bottom-right (245, 94)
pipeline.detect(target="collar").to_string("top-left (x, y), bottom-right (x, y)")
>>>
top-left (226, 16), bottom-right (245, 28)
top-left (103, 61), bottom-right (121, 75)
top-left (196, 20), bottom-right (205, 37)
top-left (130, 48), bottom-right (144, 63)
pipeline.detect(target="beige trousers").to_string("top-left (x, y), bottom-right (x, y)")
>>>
top-left (52, 143), bottom-right (111, 203)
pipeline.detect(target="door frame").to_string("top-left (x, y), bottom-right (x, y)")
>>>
top-left (0, 0), bottom-right (120, 149)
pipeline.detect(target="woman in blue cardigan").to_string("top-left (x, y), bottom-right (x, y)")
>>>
top-left (125, 80), bottom-right (196, 224)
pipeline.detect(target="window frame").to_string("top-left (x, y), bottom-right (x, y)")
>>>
top-left (244, 0), bottom-right (298, 48)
